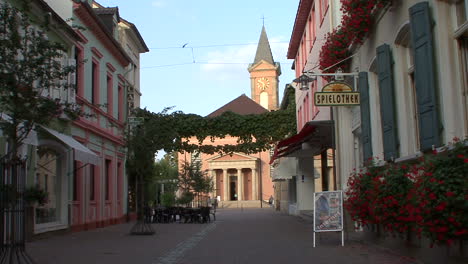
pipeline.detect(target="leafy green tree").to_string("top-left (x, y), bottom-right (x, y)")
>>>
top-left (144, 152), bottom-right (178, 204)
top-left (0, 2), bottom-right (80, 160)
top-left (177, 161), bottom-right (213, 206)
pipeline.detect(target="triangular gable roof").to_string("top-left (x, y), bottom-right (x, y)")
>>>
top-left (207, 94), bottom-right (268, 117)
top-left (207, 153), bottom-right (258, 162)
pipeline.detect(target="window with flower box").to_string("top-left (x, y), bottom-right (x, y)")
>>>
top-left (395, 23), bottom-right (420, 152)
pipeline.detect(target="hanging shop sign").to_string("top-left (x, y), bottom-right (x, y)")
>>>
top-left (314, 82), bottom-right (360, 106)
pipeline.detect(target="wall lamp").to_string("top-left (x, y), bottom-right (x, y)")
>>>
top-left (293, 74), bottom-right (316, 91)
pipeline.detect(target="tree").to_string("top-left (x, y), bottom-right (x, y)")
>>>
top-left (177, 161), bottom-right (213, 206)
top-left (0, 1), bottom-right (80, 160)
top-left (145, 152), bottom-right (178, 205)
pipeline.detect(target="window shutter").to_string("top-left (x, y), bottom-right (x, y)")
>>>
top-left (376, 44), bottom-right (398, 161)
top-left (359, 72), bottom-right (373, 161)
top-left (410, 2), bottom-right (440, 151)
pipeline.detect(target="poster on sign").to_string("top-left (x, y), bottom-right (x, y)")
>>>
top-left (313, 191), bottom-right (344, 247)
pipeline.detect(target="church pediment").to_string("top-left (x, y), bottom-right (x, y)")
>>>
top-left (207, 153), bottom-right (258, 162)
top-left (248, 60), bottom-right (278, 72)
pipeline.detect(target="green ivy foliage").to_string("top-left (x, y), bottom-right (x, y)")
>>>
top-left (130, 86), bottom-right (296, 155)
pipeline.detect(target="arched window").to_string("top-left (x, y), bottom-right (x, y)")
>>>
top-left (260, 91), bottom-right (269, 109)
top-left (394, 22), bottom-right (420, 153)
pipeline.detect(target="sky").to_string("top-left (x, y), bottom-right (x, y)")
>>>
top-left (97, 0), bottom-right (299, 116)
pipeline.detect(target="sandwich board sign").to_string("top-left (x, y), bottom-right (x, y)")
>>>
top-left (313, 190), bottom-right (344, 247)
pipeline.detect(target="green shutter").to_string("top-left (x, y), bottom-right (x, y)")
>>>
top-left (359, 72), bottom-right (372, 161)
top-left (377, 44), bottom-right (398, 161)
top-left (410, 2), bottom-right (440, 151)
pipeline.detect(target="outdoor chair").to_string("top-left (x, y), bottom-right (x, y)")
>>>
top-left (190, 208), bottom-right (202, 223)
top-left (210, 206), bottom-right (216, 221)
top-left (181, 208), bottom-right (193, 223)
top-left (200, 206), bottom-right (211, 223)
top-left (162, 208), bottom-right (172, 223)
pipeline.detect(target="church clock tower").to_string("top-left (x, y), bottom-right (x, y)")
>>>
top-left (248, 26), bottom-right (281, 111)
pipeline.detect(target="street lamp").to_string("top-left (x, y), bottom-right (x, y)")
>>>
top-left (293, 74), bottom-right (316, 91)
top-left (335, 68), bottom-right (344, 81)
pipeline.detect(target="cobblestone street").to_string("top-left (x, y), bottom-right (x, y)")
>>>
top-left (28, 208), bottom-right (420, 264)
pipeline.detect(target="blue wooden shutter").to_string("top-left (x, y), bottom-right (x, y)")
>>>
top-left (410, 2), bottom-right (440, 151)
top-left (377, 44), bottom-right (398, 161)
top-left (359, 72), bottom-right (372, 161)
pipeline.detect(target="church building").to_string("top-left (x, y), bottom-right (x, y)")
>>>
top-left (178, 26), bottom-right (281, 207)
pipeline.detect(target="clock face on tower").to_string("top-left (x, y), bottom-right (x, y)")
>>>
top-left (256, 77), bottom-right (270, 90)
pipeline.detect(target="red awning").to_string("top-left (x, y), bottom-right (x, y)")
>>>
top-left (270, 120), bottom-right (334, 164)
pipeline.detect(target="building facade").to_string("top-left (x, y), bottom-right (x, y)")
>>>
top-left (1, 0), bottom-right (147, 235)
top-left (271, 0), bottom-right (340, 216)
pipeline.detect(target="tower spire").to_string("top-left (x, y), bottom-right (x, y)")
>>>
top-left (253, 26), bottom-right (274, 65)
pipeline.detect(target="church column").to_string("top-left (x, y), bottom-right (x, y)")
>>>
top-left (209, 169), bottom-right (216, 198)
top-left (252, 168), bottom-right (258, 200)
top-left (223, 169), bottom-right (228, 201)
top-left (237, 168), bottom-right (243, 201)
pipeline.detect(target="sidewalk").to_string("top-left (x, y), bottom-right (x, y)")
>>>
top-left (27, 208), bottom-right (422, 264)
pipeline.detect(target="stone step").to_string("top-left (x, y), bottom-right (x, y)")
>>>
top-left (219, 200), bottom-right (269, 208)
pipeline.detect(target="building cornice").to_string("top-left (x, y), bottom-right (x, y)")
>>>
top-left (287, 0), bottom-right (314, 59)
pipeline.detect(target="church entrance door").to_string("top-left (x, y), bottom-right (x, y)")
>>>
top-left (229, 176), bottom-right (237, 201)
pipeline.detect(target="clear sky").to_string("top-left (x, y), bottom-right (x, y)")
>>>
top-left (97, 0), bottom-right (298, 116)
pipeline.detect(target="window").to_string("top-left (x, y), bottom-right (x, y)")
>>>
top-left (91, 60), bottom-right (99, 104)
top-left (302, 37), bottom-right (307, 65)
top-left (295, 54), bottom-right (301, 77)
top-left (90, 164), bottom-right (95, 201)
top-left (105, 159), bottom-right (111, 201)
top-left (74, 46), bottom-right (84, 97)
top-left (310, 7), bottom-right (316, 49)
top-left (395, 23), bottom-right (419, 151)
top-left (118, 84), bottom-right (124, 122)
top-left (107, 74), bottom-right (113, 115)
top-left (36, 147), bottom-right (60, 224)
top-left (260, 91), bottom-right (269, 109)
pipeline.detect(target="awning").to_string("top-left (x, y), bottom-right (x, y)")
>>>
top-left (40, 126), bottom-right (100, 165)
top-left (1, 113), bottom-right (38, 146)
top-left (270, 120), bottom-right (334, 164)
top-left (272, 157), bottom-right (296, 181)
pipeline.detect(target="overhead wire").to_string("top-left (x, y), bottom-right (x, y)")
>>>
top-left (141, 61), bottom-right (293, 69)
top-left (142, 38), bottom-right (325, 69)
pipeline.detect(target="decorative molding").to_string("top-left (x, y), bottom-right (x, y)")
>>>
top-left (117, 74), bottom-right (126, 83)
top-left (91, 47), bottom-right (104, 59)
top-left (106, 62), bottom-right (116, 72)
top-left (75, 29), bottom-right (89, 44)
